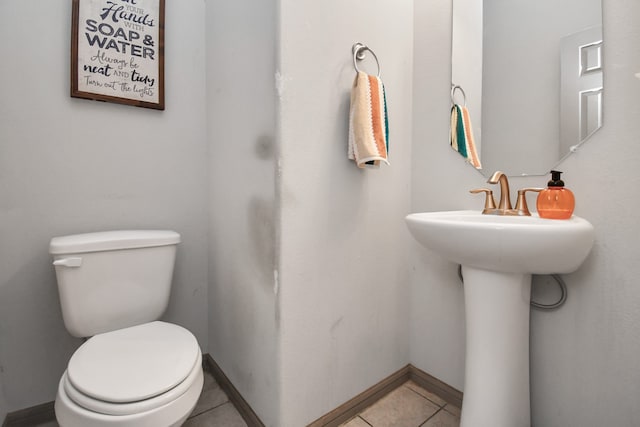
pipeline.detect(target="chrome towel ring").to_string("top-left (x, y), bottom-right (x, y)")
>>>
top-left (451, 84), bottom-right (467, 107)
top-left (352, 43), bottom-right (381, 77)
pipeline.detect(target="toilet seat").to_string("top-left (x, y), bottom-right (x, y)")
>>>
top-left (55, 360), bottom-right (204, 427)
top-left (63, 321), bottom-right (201, 416)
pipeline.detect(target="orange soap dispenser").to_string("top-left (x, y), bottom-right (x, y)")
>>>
top-left (537, 170), bottom-right (575, 219)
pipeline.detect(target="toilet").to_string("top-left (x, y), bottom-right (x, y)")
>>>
top-left (49, 230), bottom-right (204, 427)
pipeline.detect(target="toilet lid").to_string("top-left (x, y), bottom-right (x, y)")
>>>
top-left (67, 321), bottom-right (200, 403)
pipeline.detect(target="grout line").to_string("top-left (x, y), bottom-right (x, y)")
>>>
top-left (403, 382), bottom-right (447, 408)
top-left (442, 404), bottom-right (461, 417)
top-left (418, 407), bottom-right (445, 427)
top-left (188, 399), bottom-right (231, 420)
top-left (187, 401), bottom-right (235, 422)
top-left (358, 415), bottom-right (374, 427)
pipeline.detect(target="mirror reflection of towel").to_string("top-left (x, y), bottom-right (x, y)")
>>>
top-left (450, 104), bottom-right (481, 169)
top-left (348, 71), bottom-right (389, 168)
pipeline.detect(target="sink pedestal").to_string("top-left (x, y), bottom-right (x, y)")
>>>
top-left (460, 267), bottom-right (532, 427)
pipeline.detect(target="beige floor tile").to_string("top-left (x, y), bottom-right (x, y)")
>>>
top-left (183, 402), bottom-right (247, 427)
top-left (404, 381), bottom-right (447, 407)
top-left (421, 408), bottom-right (460, 427)
top-left (340, 415), bottom-right (373, 427)
top-left (360, 385), bottom-right (440, 427)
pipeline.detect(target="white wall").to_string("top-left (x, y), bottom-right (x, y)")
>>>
top-left (205, 1), bottom-right (415, 425)
top-left (412, 1), bottom-right (640, 426)
top-left (277, 1), bottom-right (414, 425)
top-left (0, 0), bottom-right (209, 414)
top-left (411, 0), bottom-right (470, 393)
top-left (205, 0), bottom-right (280, 425)
top-left (528, 1), bottom-right (640, 424)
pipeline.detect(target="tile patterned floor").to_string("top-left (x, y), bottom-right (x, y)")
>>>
top-left (27, 374), bottom-right (457, 427)
top-left (339, 380), bottom-right (461, 427)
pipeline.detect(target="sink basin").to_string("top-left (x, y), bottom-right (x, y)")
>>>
top-left (406, 210), bottom-right (594, 427)
top-left (406, 210), bottom-right (594, 274)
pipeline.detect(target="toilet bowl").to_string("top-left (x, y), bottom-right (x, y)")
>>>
top-left (54, 322), bottom-right (203, 427)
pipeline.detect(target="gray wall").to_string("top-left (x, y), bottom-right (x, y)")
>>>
top-left (412, 0), bottom-right (640, 425)
top-left (0, 0), bottom-right (209, 414)
top-left (205, 0), bottom-right (280, 425)
top-left (0, 378), bottom-right (7, 423)
top-left (206, 0), bottom-right (414, 425)
top-left (277, 1), bottom-right (413, 425)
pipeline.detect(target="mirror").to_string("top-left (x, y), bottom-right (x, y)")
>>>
top-left (451, 0), bottom-right (603, 177)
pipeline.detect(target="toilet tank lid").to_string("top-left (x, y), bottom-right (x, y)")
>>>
top-left (50, 230), bottom-right (181, 255)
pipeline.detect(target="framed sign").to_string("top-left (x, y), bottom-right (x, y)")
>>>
top-left (71, 0), bottom-right (165, 110)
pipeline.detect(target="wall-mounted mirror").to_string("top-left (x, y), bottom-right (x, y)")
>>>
top-left (451, 0), bottom-right (603, 177)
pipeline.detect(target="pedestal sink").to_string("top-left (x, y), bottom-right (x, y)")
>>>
top-left (405, 210), bottom-right (594, 427)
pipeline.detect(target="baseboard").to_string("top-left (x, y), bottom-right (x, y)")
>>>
top-left (408, 365), bottom-right (463, 408)
top-left (203, 354), bottom-right (265, 427)
top-left (307, 364), bottom-right (463, 427)
top-left (308, 365), bottom-right (413, 427)
top-left (2, 401), bottom-right (55, 427)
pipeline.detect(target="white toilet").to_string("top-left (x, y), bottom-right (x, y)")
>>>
top-left (49, 230), bottom-right (204, 427)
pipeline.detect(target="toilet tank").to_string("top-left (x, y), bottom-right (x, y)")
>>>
top-left (49, 230), bottom-right (181, 338)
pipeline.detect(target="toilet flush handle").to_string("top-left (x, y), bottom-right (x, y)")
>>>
top-left (53, 257), bottom-right (83, 268)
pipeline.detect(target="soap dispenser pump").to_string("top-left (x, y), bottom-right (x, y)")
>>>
top-left (536, 170), bottom-right (575, 219)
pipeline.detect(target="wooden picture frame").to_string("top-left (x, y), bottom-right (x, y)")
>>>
top-left (71, 0), bottom-right (165, 110)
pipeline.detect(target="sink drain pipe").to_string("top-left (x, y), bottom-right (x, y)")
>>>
top-left (457, 265), bottom-right (568, 310)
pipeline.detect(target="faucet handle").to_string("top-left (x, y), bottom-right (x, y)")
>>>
top-left (515, 188), bottom-right (544, 216)
top-left (470, 188), bottom-right (497, 214)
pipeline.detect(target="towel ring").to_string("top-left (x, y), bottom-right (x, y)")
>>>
top-left (352, 43), bottom-right (381, 77)
top-left (451, 84), bottom-right (467, 107)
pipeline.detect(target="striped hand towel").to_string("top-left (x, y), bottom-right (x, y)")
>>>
top-left (450, 104), bottom-right (481, 169)
top-left (348, 71), bottom-right (389, 168)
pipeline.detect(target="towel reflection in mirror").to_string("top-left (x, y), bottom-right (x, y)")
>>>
top-left (450, 85), bottom-right (481, 170)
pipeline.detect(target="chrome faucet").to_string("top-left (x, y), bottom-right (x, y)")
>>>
top-left (470, 171), bottom-right (544, 216)
top-left (487, 171), bottom-right (512, 211)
